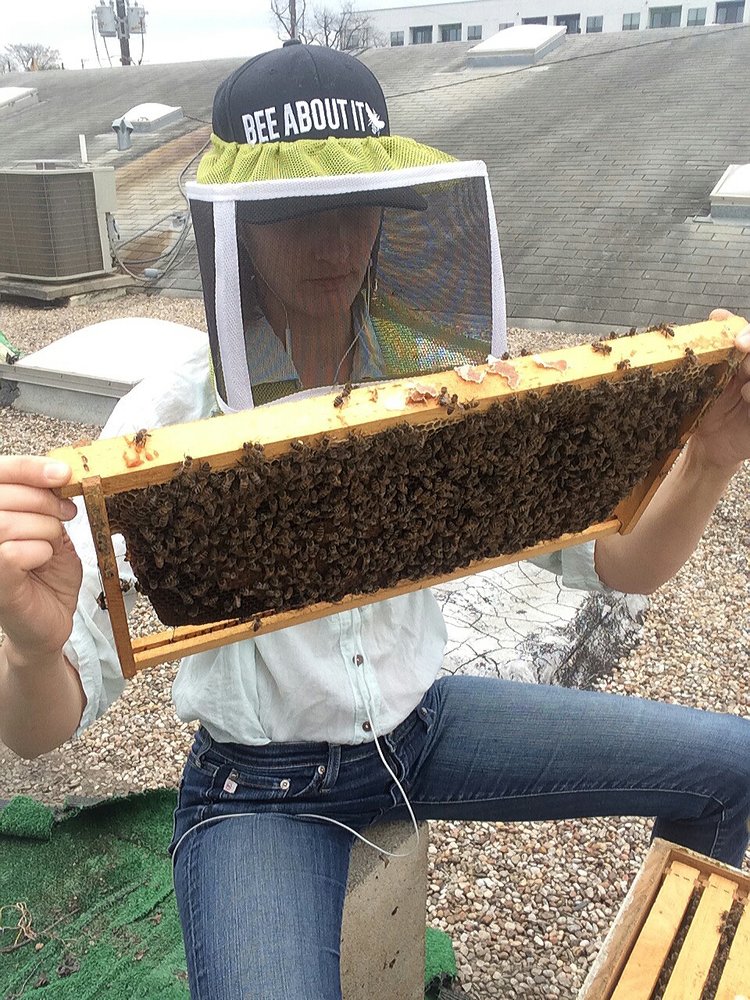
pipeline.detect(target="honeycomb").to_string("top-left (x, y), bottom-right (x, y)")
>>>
top-left (106, 359), bottom-right (718, 627)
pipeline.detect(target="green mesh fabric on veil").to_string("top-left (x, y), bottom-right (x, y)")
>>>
top-left (198, 134), bottom-right (456, 185)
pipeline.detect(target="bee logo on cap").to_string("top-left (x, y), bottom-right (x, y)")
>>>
top-left (366, 105), bottom-right (385, 136)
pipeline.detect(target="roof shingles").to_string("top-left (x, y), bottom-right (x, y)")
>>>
top-left (1, 27), bottom-right (749, 327)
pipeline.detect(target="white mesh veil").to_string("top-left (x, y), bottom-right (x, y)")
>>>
top-left (187, 163), bottom-right (507, 413)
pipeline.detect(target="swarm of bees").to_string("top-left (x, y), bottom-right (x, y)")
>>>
top-left (106, 358), bottom-right (720, 627)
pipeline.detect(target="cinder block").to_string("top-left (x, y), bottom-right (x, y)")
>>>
top-left (340, 821), bottom-right (429, 1000)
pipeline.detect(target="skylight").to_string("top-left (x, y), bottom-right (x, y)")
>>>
top-left (710, 164), bottom-right (750, 224)
top-left (0, 87), bottom-right (39, 115)
top-left (121, 102), bottom-right (184, 132)
top-left (467, 25), bottom-right (566, 66)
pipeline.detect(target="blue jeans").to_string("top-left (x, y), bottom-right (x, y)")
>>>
top-left (169, 676), bottom-right (750, 999)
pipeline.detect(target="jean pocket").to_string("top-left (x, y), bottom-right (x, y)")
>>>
top-left (205, 760), bottom-right (322, 804)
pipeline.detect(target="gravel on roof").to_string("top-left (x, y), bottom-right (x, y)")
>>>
top-left (0, 292), bottom-right (748, 998)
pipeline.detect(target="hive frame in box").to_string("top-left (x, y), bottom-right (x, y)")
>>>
top-left (578, 837), bottom-right (750, 999)
top-left (48, 316), bottom-right (746, 678)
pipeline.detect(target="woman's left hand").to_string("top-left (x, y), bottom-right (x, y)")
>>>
top-left (688, 309), bottom-right (750, 472)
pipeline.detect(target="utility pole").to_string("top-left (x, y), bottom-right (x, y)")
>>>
top-left (115, 0), bottom-right (132, 65)
top-left (289, 0), bottom-right (297, 37)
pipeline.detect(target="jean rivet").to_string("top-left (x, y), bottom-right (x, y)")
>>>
top-left (317, 765), bottom-right (326, 776)
top-left (280, 778), bottom-right (291, 790)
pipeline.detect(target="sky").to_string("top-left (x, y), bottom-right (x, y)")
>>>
top-left (1, 0), bottom-right (442, 71)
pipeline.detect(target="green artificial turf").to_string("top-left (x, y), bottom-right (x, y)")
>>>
top-left (425, 926), bottom-right (458, 997)
top-left (0, 791), bottom-right (455, 998)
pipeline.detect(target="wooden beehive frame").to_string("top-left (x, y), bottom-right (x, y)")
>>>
top-left (578, 838), bottom-right (750, 999)
top-left (48, 316), bottom-right (746, 677)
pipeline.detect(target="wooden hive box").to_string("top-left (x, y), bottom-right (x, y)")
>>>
top-left (578, 838), bottom-right (750, 1000)
top-left (47, 316), bottom-right (747, 677)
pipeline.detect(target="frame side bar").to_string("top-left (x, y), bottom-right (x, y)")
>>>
top-left (81, 476), bottom-right (137, 679)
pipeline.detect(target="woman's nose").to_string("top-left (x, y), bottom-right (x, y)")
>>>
top-left (313, 216), bottom-right (354, 264)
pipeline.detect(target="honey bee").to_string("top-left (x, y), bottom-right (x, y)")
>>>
top-left (96, 591), bottom-right (108, 611)
top-left (616, 359), bottom-right (632, 371)
top-left (134, 428), bottom-right (151, 449)
top-left (239, 442), bottom-right (264, 468)
top-left (219, 472), bottom-right (235, 494)
top-left (592, 341), bottom-right (613, 356)
top-left (646, 324), bottom-right (675, 338)
top-left (333, 382), bottom-right (354, 408)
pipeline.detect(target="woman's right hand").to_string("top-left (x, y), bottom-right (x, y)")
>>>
top-left (0, 457), bottom-right (82, 663)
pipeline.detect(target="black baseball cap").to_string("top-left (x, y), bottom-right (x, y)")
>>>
top-left (213, 40), bottom-right (390, 145)
top-left (212, 40), bottom-right (427, 221)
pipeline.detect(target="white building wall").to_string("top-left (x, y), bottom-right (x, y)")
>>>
top-left (362, 0), bottom-right (749, 42)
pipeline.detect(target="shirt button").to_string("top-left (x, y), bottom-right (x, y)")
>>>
top-left (279, 778), bottom-right (291, 790)
top-left (353, 654), bottom-right (364, 666)
top-left (362, 721), bottom-right (372, 732)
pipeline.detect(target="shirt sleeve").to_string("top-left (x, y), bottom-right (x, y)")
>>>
top-left (63, 335), bottom-right (214, 735)
top-left (526, 539), bottom-right (611, 593)
top-left (64, 511), bottom-right (136, 736)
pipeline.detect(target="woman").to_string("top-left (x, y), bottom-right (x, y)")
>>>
top-left (1, 41), bottom-right (750, 1000)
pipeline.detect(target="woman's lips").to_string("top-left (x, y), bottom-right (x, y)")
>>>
top-left (308, 273), bottom-right (355, 290)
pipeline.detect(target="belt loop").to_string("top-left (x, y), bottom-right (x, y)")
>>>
top-left (194, 726), bottom-right (214, 766)
top-left (321, 744), bottom-right (341, 789)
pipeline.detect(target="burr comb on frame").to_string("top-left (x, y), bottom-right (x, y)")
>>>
top-left (48, 316), bottom-right (746, 679)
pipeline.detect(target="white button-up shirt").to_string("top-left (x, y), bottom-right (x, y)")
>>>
top-left (64, 335), bottom-right (607, 746)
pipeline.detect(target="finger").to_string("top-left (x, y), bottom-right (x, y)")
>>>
top-left (0, 484), bottom-right (77, 521)
top-left (0, 456), bottom-right (71, 489)
top-left (741, 380), bottom-right (750, 405)
top-left (734, 325), bottom-right (750, 354)
top-left (0, 511), bottom-right (66, 547)
top-left (709, 308), bottom-right (736, 322)
top-left (0, 538), bottom-right (55, 575)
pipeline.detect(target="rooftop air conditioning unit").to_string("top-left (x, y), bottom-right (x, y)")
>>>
top-left (0, 161), bottom-right (116, 282)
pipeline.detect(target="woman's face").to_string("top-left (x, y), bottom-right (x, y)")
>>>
top-left (242, 206), bottom-right (381, 321)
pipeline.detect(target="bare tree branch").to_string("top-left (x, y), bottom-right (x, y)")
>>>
top-left (270, 0), bottom-right (312, 43)
top-left (271, 0), bottom-right (383, 51)
top-left (4, 43), bottom-right (62, 71)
